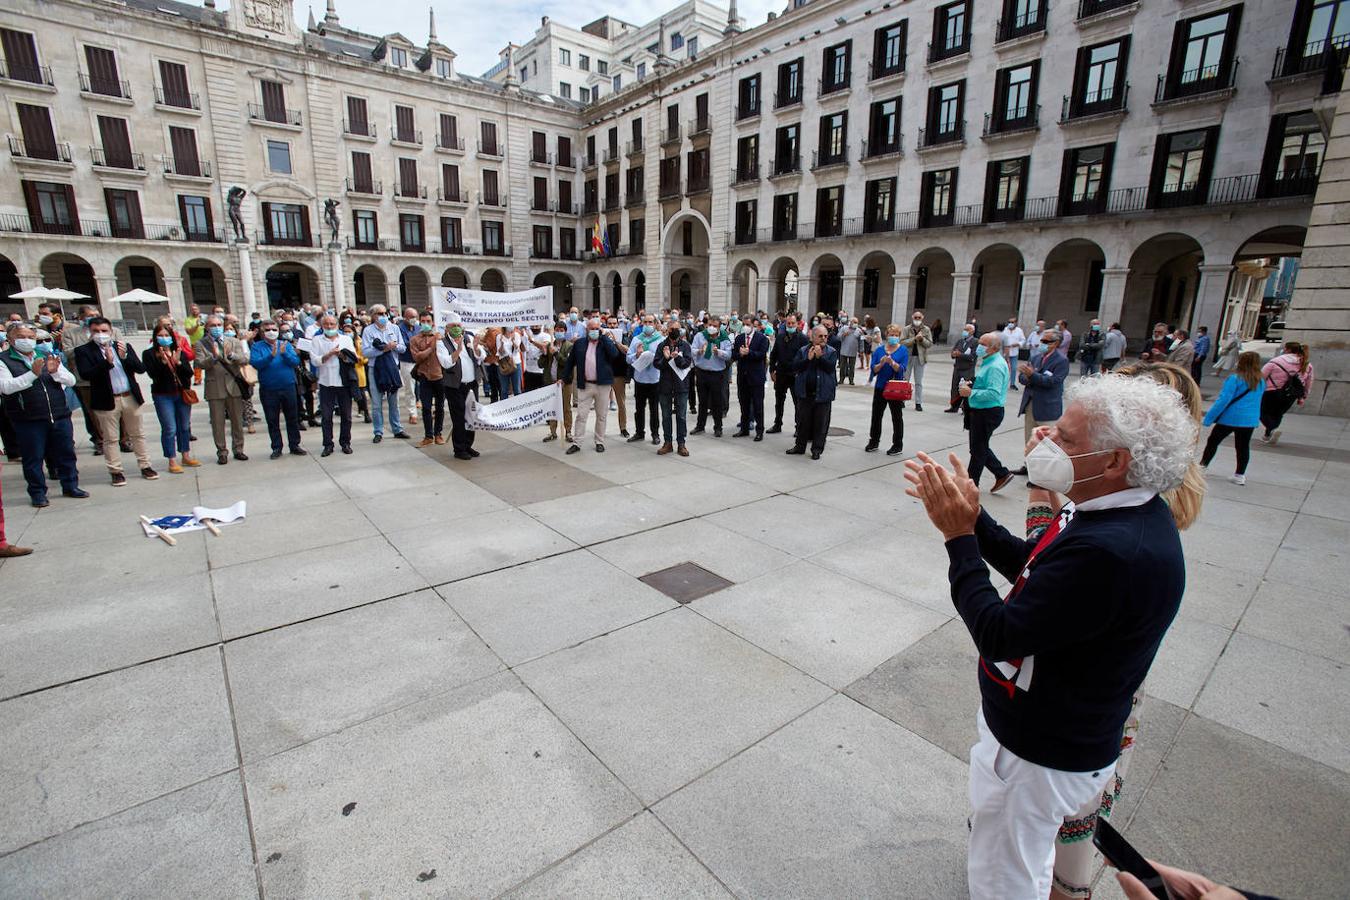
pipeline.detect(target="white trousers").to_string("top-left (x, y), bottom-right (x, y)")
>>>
top-left (907, 361), bottom-right (926, 405)
top-left (399, 361), bottom-right (418, 416)
top-left (967, 710), bottom-right (1114, 900)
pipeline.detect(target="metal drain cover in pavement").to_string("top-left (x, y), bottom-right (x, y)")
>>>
top-left (639, 562), bottom-right (734, 604)
top-left (827, 427), bottom-right (854, 437)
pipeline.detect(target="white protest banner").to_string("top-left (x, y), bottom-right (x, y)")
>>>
top-left (433, 285), bottom-right (554, 331)
top-left (464, 382), bottom-right (562, 431)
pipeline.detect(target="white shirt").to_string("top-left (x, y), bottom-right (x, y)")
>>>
top-left (1001, 326), bottom-right (1025, 350)
top-left (106, 344), bottom-right (131, 394)
top-left (1069, 486), bottom-right (1156, 515)
top-left (309, 332), bottom-right (355, 388)
top-left (436, 335), bottom-right (480, 382)
top-left (0, 353), bottom-right (76, 395)
top-left (523, 330), bottom-right (551, 374)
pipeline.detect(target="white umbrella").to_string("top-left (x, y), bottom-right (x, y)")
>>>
top-left (109, 288), bottom-right (170, 330)
top-left (8, 285), bottom-right (90, 319)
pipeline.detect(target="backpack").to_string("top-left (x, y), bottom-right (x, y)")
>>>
top-left (1271, 362), bottom-right (1306, 402)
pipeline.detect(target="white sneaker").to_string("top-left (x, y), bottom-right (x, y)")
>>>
top-left (1267, 430), bottom-right (1281, 447)
top-left (1231, 474), bottom-right (1246, 486)
top-left (1258, 433), bottom-right (1270, 444)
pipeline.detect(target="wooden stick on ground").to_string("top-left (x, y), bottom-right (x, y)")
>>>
top-left (199, 518), bottom-right (222, 537)
top-left (138, 515), bottom-right (177, 546)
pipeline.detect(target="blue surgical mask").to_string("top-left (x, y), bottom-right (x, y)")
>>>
top-left (323, 327), bottom-right (339, 338)
top-left (377, 315), bottom-right (389, 326)
top-left (975, 344), bottom-right (989, 358)
top-left (588, 329), bottom-right (600, 340)
top-left (281, 330), bottom-right (293, 340)
top-left (209, 326), bottom-right (224, 339)
top-left (643, 324), bottom-right (655, 335)
top-left (1040, 342), bottom-right (1052, 352)
top-left (569, 313), bottom-right (578, 322)
top-left (155, 335), bottom-right (174, 347)
top-left (886, 336), bottom-right (900, 347)
top-left (224, 329), bottom-right (237, 338)
top-left (36, 341), bottom-right (54, 354)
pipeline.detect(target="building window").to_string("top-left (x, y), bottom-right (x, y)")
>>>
top-left (736, 134), bottom-right (759, 180)
top-left (178, 195), bottom-right (212, 239)
top-left (83, 45), bottom-right (124, 97)
top-left (559, 82), bottom-right (572, 99)
top-left (157, 60), bottom-right (194, 108)
top-left (436, 58), bottom-right (452, 78)
top-left (519, 67), bottom-right (528, 83)
top-left (398, 158), bottom-right (420, 197)
top-left (738, 74), bottom-right (761, 119)
top-left (14, 102), bottom-right (59, 160)
top-left (774, 123), bottom-right (801, 173)
top-left (772, 193), bottom-right (798, 241)
top-left (445, 163), bottom-right (464, 201)
top-left (346, 96), bottom-right (371, 136)
top-left (579, 86), bottom-right (590, 103)
top-left (612, 74), bottom-right (622, 92)
top-left (637, 62), bottom-right (646, 79)
top-left (597, 60), bottom-right (608, 75)
top-left (481, 121), bottom-right (499, 156)
top-left (1260, 111), bottom-right (1324, 197)
top-left (920, 168), bottom-right (957, 227)
top-left (932, 1), bottom-right (971, 61)
top-left (259, 79), bottom-right (288, 123)
top-left (626, 165), bottom-right (644, 199)
top-left (437, 113), bottom-right (459, 150)
top-left (817, 112), bottom-right (848, 165)
top-left (998, 0), bottom-right (1045, 42)
top-left (24, 181), bottom-right (77, 234)
top-left (1149, 127), bottom-right (1219, 208)
top-left (559, 227), bottom-right (576, 259)
top-left (267, 202), bottom-right (307, 244)
top-left (687, 38), bottom-right (698, 58)
top-left (1162, 7), bottom-right (1241, 99)
top-left (814, 186), bottom-right (844, 237)
top-left (821, 40), bottom-right (852, 93)
top-left (353, 209), bottom-right (377, 248)
top-left (441, 216), bottom-right (462, 251)
top-left (864, 177), bottom-right (896, 232)
top-left (687, 148), bottom-right (710, 192)
top-left (1069, 38), bottom-right (1129, 117)
top-left (1059, 143), bottom-right (1114, 215)
top-left (394, 105), bottom-right (417, 143)
top-left (867, 97), bottom-right (901, 156)
top-left (776, 57), bottom-right (804, 107)
top-left (482, 221), bottom-right (504, 255)
top-left (390, 47), bottom-right (408, 68)
top-left (670, 32), bottom-right (684, 50)
top-left (925, 81), bottom-right (965, 144)
top-left (105, 188), bottom-right (143, 238)
top-left (872, 21), bottom-right (907, 78)
top-left (533, 225), bottom-right (553, 258)
top-left (578, 53), bottom-right (590, 71)
top-left (984, 156), bottom-right (1028, 222)
top-left (734, 199), bottom-right (757, 244)
top-left (992, 62), bottom-right (1038, 131)
top-left (482, 169), bottom-right (499, 206)
top-left (1, 28), bottom-right (47, 85)
top-left (559, 48), bottom-right (571, 66)
top-left (266, 139), bottom-right (291, 174)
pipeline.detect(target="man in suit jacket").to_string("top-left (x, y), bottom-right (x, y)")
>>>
top-left (194, 314), bottom-right (250, 465)
top-left (732, 318), bottom-right (770, 440)
top-left (787, 325), bottom-right (839, 460)
top-left (437, 313), bottom-right (484, 460)
top-left (767, 313), bottom-right (808, 434)
top-left (947, 323), bottom-right (980, 413)
top-left (561, 318), bottom-right (623, 454)
top-left (1014, 329), bottom-right (1070, 476)
top-left (73, 317), bottom-right (156, 485)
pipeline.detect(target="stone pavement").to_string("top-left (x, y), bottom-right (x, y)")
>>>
top-left (2, 353), bottom-right (1348, 899)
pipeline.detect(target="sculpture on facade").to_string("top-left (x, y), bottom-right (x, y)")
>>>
top-left (227, 186), bottom-right (248, 241)
top-left (324, 198), bottom-right (341, 244)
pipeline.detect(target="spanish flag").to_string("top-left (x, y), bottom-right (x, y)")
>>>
top-left (592, 217), bottom-right (605, 257)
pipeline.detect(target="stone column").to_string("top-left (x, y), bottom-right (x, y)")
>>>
top-left (890, 273), bottom-right (915, 326)
top-left (163, 275), bottom-right (188, 322)
top-left (755, 276), bottom-right (774, 313)
top-left (18, 273), bottom-right (41, 319)
top-left (328, 244), bottom-right (347, 312)
top-left (795, 276), bottom-right (815, 319)
top-left (839, 274), bottom-right (861, 320)
top-left (1016, 269), bottom-right (1046, 331)
top-left (96, 275), bottom-right (122, 323)
top-left (1097, 267), bottom-right (1131, 331)
top-left (949, 271), bottom-right (975, 342)
top-left (1189, 264), bottom-right (1234, 339)
top-left (235, 243), bottom-right (259, 321)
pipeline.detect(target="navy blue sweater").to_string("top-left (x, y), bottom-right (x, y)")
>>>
top-left (945, 496), bottom-right (1184, 771)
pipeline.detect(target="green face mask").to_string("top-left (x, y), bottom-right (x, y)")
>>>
top-left (448, 327), bottom-right (463, 338)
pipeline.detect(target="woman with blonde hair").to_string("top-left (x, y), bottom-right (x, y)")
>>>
top-left (1032, 361), bottom-right (1204, 899)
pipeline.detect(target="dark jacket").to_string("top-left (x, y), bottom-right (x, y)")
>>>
top-left (75, 339), bottom-right (146, 409)
top-left (769, 327), bottom-right (809, 383)
top-left (951, 334), bottom-right (979, 374)
top-left (562, 334), bottom-right (623, 388)
top-left (1079, 328), bottom-right (1105, 363)
top-left (1017, 349), bottom-right (1069, 420)
top-left (733, 331), bottom-right (770, 384)
top-left (439, 334), bottom-right (479, 390)
top-left (1, 348), bottom-right (71, 422)
top-left (791, 343), bottom-right (839, 403)
top-left (654, 338), bottom-right (693, 393)
top-left (946, 497), bottom-right (1184, 771)
top-left (141, 345), bottom-right (195, 397)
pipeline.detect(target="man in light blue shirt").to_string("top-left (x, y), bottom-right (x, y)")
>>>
top-left (564, 307), bottom-right (587, 341)
top-left (626, 312), bottom-right (664, 445)
top-left (690, 315), bottom-right (732, 436)
top-left (360, 304), bottom-right (408, 441)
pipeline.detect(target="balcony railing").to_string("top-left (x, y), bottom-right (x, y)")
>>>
top-left (625, 193), bottom-right (646, 208)
top-left (736, 103), bottom-right (761, 120)
top-left (531, 150), bottom-right (553, 164)
top-left (7, 136), bottom-right (72, 163)
top-left (995, 7), bottom-right (1045, 43)
top-left (477, 140), bottom-right (502, 157)
top-left (817, 76), bottom-right (851, 97)
top-left (1060, 84), bottom-right (1130, 122)
top-left (774, 90), bottom-right (802, 109)
top-left (1263, 169), bottom-right (1321, 199)
top-left (346, 177), bottom-right (384, 195)
top-left (770, 156), bottom-right (802, 177)
top-left (811, 148), bottom-right (849, 170)
top-left (478, 192), bottom-right (506, 208)
top-left (393, 183), bottom-right (427, 200)
top-left (552, 200), bottom-right (579, 214)
top-left (917, 122), bottom-right (965, 149)
top-left (689, 115), bottom-right (711, 136)
top-left (583, 153), bottom-right (598, 169)
top-left (0, 60), bottom-right (54, 86)
top-left (868, 60), bottom-right (906, 81)
top-left (983, 105), bottom-right (1040, 136)
top-left (78, 72), bottom-right (131, 99)
top-left (91, 147), bottom-right (146, 170)
top-left (583, 199), bottom-right (599, 214)
top-left (661, 124), bottom-right (682, 145)
top-left (154, 85), bottom-right (200, 110)
top-left (658, 180), bottom-right (680, 200)
top-left (1076, 0), bottom-right (1136, 20)
top-left (603, 194), bottom-right (620, 211)
top-left (687, 176), bottom-right (711, 194)
top-left (257, 230), bottom-right (319, 248)
top-left (247, 103), bottom-right (302, 126)
top-left (530, 247), bottom-right (555, 260)
top-left (626, 139), bottom-right (644, 156)
top-left (392, 129), bottom-right (423, 146)
top-left (1155, 61), bottom-right (1239, 104)
top-left (603, 147), bottom-right (620, 163)
top-left (0, 212), bottom-right (218, 241)
top-left (481, 243), bottom-right (510, 258)
top-left (438, 188), bottom-right (468, 203)
top-left (164, 156), bottom-right (211, 178)
top-left (861, 139), bottom-right (903, 160)
top-left (732, 165), bottom-right (760, 185)
top-left (343, 119), bottom-right (376, 138)
top-left (557, 153), bottom-right (577, 168)
top-left (436, 134), bottom-right (464, 151)
top-left (1273, 38), bottom-right (1350, 92)
top-left (927, 39), bottom-right (970, 65)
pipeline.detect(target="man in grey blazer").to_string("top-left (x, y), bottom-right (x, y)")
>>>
top-left (194, 314), bottom-right (250, 464)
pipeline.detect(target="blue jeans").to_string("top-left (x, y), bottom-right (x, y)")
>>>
top-left (370, 388), bottom-right (402, 436)
top-left (13, 415), bottom-right (79, 501)
top-left (260, 388), bottom-right (302, 452)
top-left (152, 393), bottom-right (192, 459)
top-left (497, 367), bottom-right (522, 399)
top-left (659, 391), bottom-right (688, 446)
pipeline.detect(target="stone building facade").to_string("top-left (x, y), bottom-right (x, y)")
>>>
top-left (0, 0), bottom-right (1343, 357)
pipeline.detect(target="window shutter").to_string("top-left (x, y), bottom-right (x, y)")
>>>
top-left (1015, 155), bottom-right (1030, 216)
top-left (1146, 134), bottom-right (1170, 208)
top-left (1257, 113), bottom-right (1288, 197)
top-left (1195, 125), bottom-right (1221, 200)
top-left (1163, 21), bottom-right (1188, 97)
top-left (159, 61), bottom-right (190, 104)
top-left (261, 201), bottom-right (274, 242)
top-left (261, 80), bottom-right (285, 121)
top-left (1027, 62), bottom-right (1041, 118)
top-left (842, 40), bottom-right (852, 83)
top-left (299, 206), bottom-right (311, 245)
top-left (169, 126), bottom-right (200, 175)
top-left (1098, 143), bottom-right (1115, 213)
top-left (983, 160), bottom-right (999, 222)
top-left (1070, 46), bottom-right (1089, 117)
top-left (1219, 6), bottom-right (1244, 85)
top-left (1, 29), bottom-right (40, 80)
top-left (1114, 37), bottom-right (1131, 102)
top-left (348, 97), bottom-right (368, 133)
top-left (1057, 148), bottom-right (1076, 216)
top-left (84, 46), bottom-right (118, 93)
top-left (21, 180), bottom-right (41, 226)
top-left (992, 71), bottom-right (1009, 127)
top-left (17, 103), bottom-right (57, 157)
top-left (63, 183), bottom-right (80, 233)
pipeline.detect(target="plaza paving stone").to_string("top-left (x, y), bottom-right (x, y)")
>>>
top-left (3, 350), bottom-right (1348, 897)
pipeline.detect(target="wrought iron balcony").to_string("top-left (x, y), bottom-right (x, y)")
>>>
top-left (90, 147), bottom-right (146, 170)
top-left (391, 128), bottom-right (423, 146)
top-left (345, 177), bottom-right (384, 196)
top-left (78, 72), bottom-right (131, 99)
top-left (0, 60), bottom-right (53, 86)
top-left (154, 85), bottom-right (200, 109)
top-left (163, 156), bottom-right (211, 178)
top-left (435, 134), bottom-right (464, 151)
top-left (917, 122), bottom-right (965, 149)
top-left (1154, 61), bottom-right (1239, 104)
top-left (247, 103), bottom-right (302, 126)
top-left (995, 7), bottom-right (1046, 44)
top-left (1060, 84), bottom-right (1130, 122)
top-left (7, 136), bottom-right (72, 163)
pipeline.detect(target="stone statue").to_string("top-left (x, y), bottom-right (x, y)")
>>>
top-left (323, 198), bottom-right (340, 244)
top-left (227, 186), bottom-right (247, 242)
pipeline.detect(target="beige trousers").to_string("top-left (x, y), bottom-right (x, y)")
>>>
top-left (92, 395), bottom-right (151, 474)
top-left (209, 396), bottom-right (247, 454)
top-left (572, 383), bottom-right (609, 443)
top-left (610, 376), bottom-right (628, 432)
top-left (549, 382), bottom-right (575, 438)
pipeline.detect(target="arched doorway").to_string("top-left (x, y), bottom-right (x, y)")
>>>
top-left (441, 267), bottom-right (469, 289)
top-left (1123, 234), bottom-right (1204, 339)
top-left (181, 259), bottom-right (230, 313)
top-left (610, 271), bottom-right (622, 312)
top-left (587, 272), bottom-right (601, 311)
top-left (809, 253), bottom-right (844, 320)
top-left (1039, 239), bottom-right (1107, 338)
top-left (115, 256), bottom-right (168, 324)
top-left (668, 269), bottom-right (697, 311)
top-left (265, 262), bottom-right (321, 311)
top-left (1226, 225), bottom-right (1307, 339)
top-left (399, 265), bottom-right (430, 309)
top-left (909, 248), bottom-right (956, 331)
top-left (0, 255), bottom-right (23, 320)
top-left (38, 252), bottom-right (99, 313)
top-left (480, 268), bottom-right (507, 292)
top-left (968, 243), bottom-right (1025, 329)
top-left (533, 271), bottom-right (573, 311)
top-left (662, 213), bottom-right (711, 312)
top-left (856, 251), bottom-right (896, 324)
top-left (631, 269), bottom-right (647, 311)
top-left (768, 257), bottom-right (799, 313)
top-left (730, 260), bottom-right (759, 314)
top-left (353, 264), bottom-right (388, 309)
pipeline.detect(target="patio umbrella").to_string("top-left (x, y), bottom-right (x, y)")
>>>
top-left (109, 288), bottom-right (170, 330)
top-left (8, 286), bottom-right (91, 319)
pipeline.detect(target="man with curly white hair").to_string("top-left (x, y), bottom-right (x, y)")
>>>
top-left (903, 374), bottom-right (1194, 900)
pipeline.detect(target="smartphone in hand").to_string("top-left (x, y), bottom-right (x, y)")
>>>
top-left (1093, 819), bottom-right (1173, 900)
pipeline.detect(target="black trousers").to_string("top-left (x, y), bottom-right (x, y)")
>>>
top-left (1201, 424), bottom-right (1253, 474)
top-left (445, 384), bottom-right (475, 452)
top-left (633, 380), bottom-right (660, 438)
top-left (695, 368), bottom-right (727, 428)
top-left (869, 391), bottom-right (904, 450)
top-left (1259, 391), bottom-right (1296, 436)
top-left (1190, 358), bottom-right (1204, 385)
top-left (261, 388), bottom-right (302, 452)
top-left (417, 380), bottom-right (446, 438)
top-left (772, 374), bottom-right (797, 428)
top-left (951, 368), bottom-right (974, 406)
top-left (318, 384), bottom-right (353, 450)
top-left (793, 398), bottom-right (831, 453)
top-left (737, 377), bottom-right (765, 433)
top-left (967, 406), bottom-right (1008, 486)
top-left (838, 355), bottom-right (856, 384)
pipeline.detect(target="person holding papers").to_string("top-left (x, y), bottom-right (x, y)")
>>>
top-left (626, 313), bottom-right (664, 446)
top-left (654, 322), bottom-right (694, 457)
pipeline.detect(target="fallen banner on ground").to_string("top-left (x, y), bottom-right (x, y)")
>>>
top-left (139, 501), bottom-right (247, 536)
top-left (432, 286), bottom-right (554, 330)
top-left (465, 382), bottom-right (562, 431)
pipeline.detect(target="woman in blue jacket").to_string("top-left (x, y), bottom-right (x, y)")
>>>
top-left (1200, 350), bottom-right (1264, 485)
top-left (865, 324), bottom-right (909, 455)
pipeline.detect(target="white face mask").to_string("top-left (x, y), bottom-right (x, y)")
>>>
top-left (1025, 439), bottom-right (1113, 495)
top-left (92, 332), bottom-right (113, 346)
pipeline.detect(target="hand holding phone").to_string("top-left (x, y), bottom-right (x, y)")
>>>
top-left (1093, 819), bottom-right (1173, 900)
